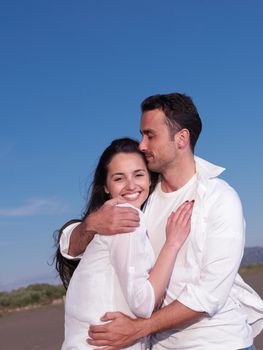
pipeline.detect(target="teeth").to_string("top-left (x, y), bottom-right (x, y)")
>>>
top-left (123, 192), bottom-right (140, 200)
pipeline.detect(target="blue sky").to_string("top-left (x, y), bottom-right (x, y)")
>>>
top-left (0, 0), bottom-right (262, 290)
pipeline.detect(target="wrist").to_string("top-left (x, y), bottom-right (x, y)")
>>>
top-left (135, 317), bottom-right (152, 338)
top-left (83, 214), bottom-right (97, 236)
top-left (163, 240), bottom-right (180, 253)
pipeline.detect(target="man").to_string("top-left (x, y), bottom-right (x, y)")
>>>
top-left (60, 93), bottom-right (263, 350)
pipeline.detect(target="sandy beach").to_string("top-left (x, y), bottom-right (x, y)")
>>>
top-left (243, 269), bottom-right (263, 350)
top-left (0, 270), bottom-right (262, 350)
top-left (0, 302), bottom-right (64, 350)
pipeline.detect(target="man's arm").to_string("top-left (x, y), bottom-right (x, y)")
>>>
top-left (87, 300), bottom-right (205, 349)
top-left (67, 197), bottom-right (140, 257)
top-left (68, 221), bottom-right (95, 257)
top-left (87, 185), bottom-right (245, 349)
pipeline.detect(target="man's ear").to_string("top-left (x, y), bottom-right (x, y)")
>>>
top-left (176, 128), bottom-right (190, 149)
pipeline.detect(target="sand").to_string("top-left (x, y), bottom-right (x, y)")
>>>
top-left (0, 303), bottom-right (64, 350)
top-left (0, 270), bottom-right (262, 350)
top-left (241, 269), bottom-right (263, 350)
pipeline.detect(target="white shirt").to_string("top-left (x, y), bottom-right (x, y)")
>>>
top-left (61, 204), bottom-right (155, 350)
top-left (144, 156), bottom-right (263, 350)
top-left (60, 157), bottom-right (263, 350)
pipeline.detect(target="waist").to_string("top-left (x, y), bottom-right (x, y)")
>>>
top-left (151, 308), bottom-right (253, 350)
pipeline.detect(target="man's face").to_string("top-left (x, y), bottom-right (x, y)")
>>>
top-left (139, 109), bottom-right (179, 173)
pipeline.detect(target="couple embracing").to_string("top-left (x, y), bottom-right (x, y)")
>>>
top-left (55, 93), bottom-right (263, 350)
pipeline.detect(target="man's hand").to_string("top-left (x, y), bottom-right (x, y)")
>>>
top-left (87, 197), bottom-right (140, 235)
top-left (87, 312), bottom-right (147, 350)
top-left (86, 301), bottom-right (205, 350)
top-left (68, 197), bottom-right (140, 256)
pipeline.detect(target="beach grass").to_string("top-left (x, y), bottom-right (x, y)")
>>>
top-left (0, 283), bottom-right (65, 315)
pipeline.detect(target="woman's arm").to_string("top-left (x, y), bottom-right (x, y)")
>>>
top-left (109, 201), bottom-right (194, 317)
top-left (148, 200), bottom-right (194, 307)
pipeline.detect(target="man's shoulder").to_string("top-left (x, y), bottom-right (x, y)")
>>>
top-left (194, 155), bottom-right (240, 198)
top-left (208, 176), bottom-right (234, 191)
top-left (205, 177), bottom-right (241, 206)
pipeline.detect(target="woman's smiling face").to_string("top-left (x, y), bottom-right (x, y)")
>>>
top-left (105, 152), bottom-right (150, 208)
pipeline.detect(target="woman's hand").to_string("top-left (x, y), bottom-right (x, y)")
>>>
top-left (165, 200), bottom-right (194, 250)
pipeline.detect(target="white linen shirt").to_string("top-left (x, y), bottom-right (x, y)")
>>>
top-left (144, 156), bottom-right (263, 350)
top-left (61, 204), bottom-right (155, 350)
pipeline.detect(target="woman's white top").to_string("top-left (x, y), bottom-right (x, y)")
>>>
top-left (61, 204), bottom-right (155, 350)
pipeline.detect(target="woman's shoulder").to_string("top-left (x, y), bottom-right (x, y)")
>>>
top-left (116, 202), bottom-right (144, 216)
top-left (98, 203), bottom-right (146, 245)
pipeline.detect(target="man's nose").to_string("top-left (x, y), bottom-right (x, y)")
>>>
top-left (139, 138), bottom-right (146, 152)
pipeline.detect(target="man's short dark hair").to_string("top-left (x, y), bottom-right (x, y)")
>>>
top-left (141, 93), bottom-right (202, 151)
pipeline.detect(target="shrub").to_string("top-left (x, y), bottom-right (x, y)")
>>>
top-left (0, 284), bottom-right (65, 311)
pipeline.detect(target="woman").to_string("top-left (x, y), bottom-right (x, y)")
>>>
top-left (55, 138), bottom-right (194, 350)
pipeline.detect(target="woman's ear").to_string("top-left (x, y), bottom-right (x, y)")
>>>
top-left (104, 186), bottom-right (110, 194)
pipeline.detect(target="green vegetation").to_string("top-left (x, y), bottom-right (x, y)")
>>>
top-left (1, 265), bottom-right (262, 315)
top-left (0, 284), bottom-right (65, 313)
top-left (239, 263), bottom-right (263, 275)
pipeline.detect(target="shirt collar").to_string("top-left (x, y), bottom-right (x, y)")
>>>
top-left (194, 156), bottom-right (225, 179)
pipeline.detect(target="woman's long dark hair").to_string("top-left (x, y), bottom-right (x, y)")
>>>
top-left (54, 138), bottom-right (158, 289)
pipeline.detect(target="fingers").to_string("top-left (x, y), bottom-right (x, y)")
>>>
top-left (88, 328), bottom-right (113, 345)
top-left (89, 312), bottom-right (122, 334)
top-left (118, 209), bottom-right (140, 222)
top-left (172, 200), bottom-right (194, 226)
top-left (87, 338), bottom-right (111, 346)
top-left (170, 200), bottom-right (190, 222)
top-left (112, 208), bottom-right (140, 233)
top-left (87, 312), bottom-right (122, 348)
top-left (103, 203), bottom-right (140, 223)
top-left (166, 200), bottom-right (195, 245)
top-left (104, 197), bottom-right (140, 221)
top-left (178, 200), bottom-right (194, 227)
top-left (105, 196), bottom-right (127, 206)
top-left (89, 324), bottom-right (108, 334)
top-left (100, 312), bottom-right (120, 321)
top-left (87, 312), bottom-right (136, 350)
top-left (88, 333), bottom-right (107, 341)
top-left (95, 204), bottom-right (140, 234)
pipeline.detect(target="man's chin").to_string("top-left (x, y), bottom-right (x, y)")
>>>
top-left (147, 162), bottom-right (158, 172)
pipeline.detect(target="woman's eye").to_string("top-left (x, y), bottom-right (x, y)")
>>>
top-left (113, 177), bottom-right (122, 182)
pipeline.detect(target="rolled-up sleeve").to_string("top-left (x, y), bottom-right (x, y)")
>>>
top-left (107, 209), bottom-right (155, 319)
top-left (60, 222), bottom-right (83, 260)
top-left (178, 186), bottom-right (245, 316)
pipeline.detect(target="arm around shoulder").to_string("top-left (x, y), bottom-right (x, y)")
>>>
top-left (59, 221), bottom-right (83, 259)
top-left (67, 217), bottom-right (96, 257)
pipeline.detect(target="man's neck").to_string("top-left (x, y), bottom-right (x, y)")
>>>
top-left (161, 153), bottom-right (196, 193)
